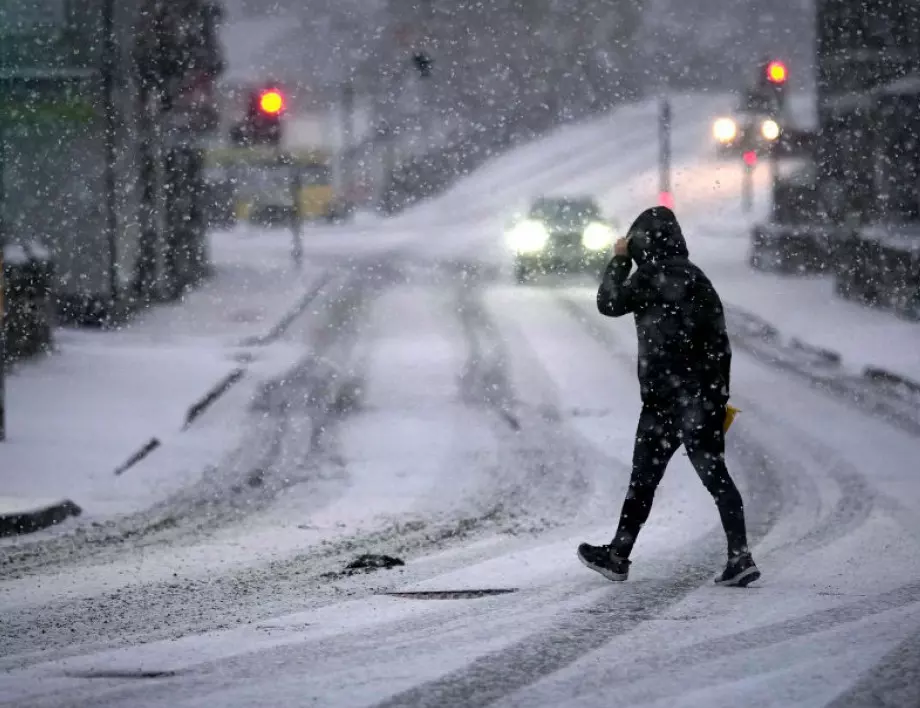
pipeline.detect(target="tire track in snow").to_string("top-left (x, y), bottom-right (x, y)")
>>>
top-left (0, 261), bottom-right (600, 667)
top-left (731, 404), bottom-right (878, 560)
top-left (538, 291), bottom-right (920, 708)
top-left (494, 579), bottom-right (920, 708)
top-left (0, 264), bottom-right (376, 577)
top-left (457, 284), bottom-right (521, 431)
top-left (826, 626), bottom-right (920, 708)
top-left (0, 260), bottom-right (608, 668)
top-left (374, 478), bottom-right (782, 708)
top-left (452, 263), bottom-right (697, 530)
top-left (70, 274), bottom-right (776, 708)
top-left (371, 289), bottom-right (784, 708)
top-left (0, 265), bottom-right (380, 662)
top-left (453, 277), bottom-right (601, 533)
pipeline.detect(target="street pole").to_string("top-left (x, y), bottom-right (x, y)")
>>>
top-left (415, 67), bottom-right (428, 151)
top-left (289, 162), bottom-right (303, 266)
top-left (769, 144), bottom-right (780, 217)
top-left (340, 82), bottom-right (355, 209)
top-left (742, 152), bottom-right (755, 213)
top-left (0, 118), bottom-right (6, 441)
top-left (0, 242), bottom-right (5, 441)
top-left (102, 0), bottom-right (119, 311)
top-left (742, 170), bottom-right (753, 212)
top-left (658, 97), bottom-right (673, 209)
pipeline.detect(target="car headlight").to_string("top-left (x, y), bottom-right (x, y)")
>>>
top-left (582, 222), bottom-right (614, 250)
top-left (712, 117), bottom-right (737, 143)
top-left (760, 119), bottom-right (780, 141)
top-left (506, 220), bottom-right (549, 253)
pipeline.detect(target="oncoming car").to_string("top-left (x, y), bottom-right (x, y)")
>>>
top-left (506, 196), bottom-right (617, 283)
top-left (712, 112), bottom-right (782, 155)
top-left (711, 78), bottom-right (803, 157)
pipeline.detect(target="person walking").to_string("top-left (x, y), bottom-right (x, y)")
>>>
top-left (577, 206), bottom-right (760, 587)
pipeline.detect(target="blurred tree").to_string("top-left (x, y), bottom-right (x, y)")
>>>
top-left (231, 0), bottom-right (647, 139)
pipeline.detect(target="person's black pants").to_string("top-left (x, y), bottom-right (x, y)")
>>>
top-left (611, 398), bottom-right (749, 559)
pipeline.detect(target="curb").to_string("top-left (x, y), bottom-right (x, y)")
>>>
top-left (183, 368), bottom-right (246, 429)
top-left (862, 366), bottom-right (920, 396)
top-left (240, 272), bottom-right (333, 347)
top-left (181, 274), bottom-right (335, 430)
top-left (789, 338), bottom-right (842, 367)
top-left (110, 277), bottom-right (334, 477)
top-left (0, 498), bottom-right (83, 538)
top-left (725, 307), bottom-right (780, 343)
top-left (113, 437), bottom-right (162, 476)
top-left (729, 307), bottom-right (920, 405)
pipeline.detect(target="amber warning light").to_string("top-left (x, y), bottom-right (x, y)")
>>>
top-left (766, 61), bottom-right (787, 84)
top-left (259, 89), bottom-right (285, 115)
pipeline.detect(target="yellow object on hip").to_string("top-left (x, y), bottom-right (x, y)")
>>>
top-left (724, 404), bottom-right (741, 433)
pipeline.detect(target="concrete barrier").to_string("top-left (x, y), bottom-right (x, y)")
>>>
top-left (2, 241), bottom-right (54, 364)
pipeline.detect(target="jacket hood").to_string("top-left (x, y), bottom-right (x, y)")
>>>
top-left (625, 206), bottom-right (688, 266)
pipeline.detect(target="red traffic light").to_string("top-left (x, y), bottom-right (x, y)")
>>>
top-left (766, 60), bottom-right (787, 84)
top-left (258, 89), bottom-right (285, 115)
top-left (743, 150), bottom-right (758, 167)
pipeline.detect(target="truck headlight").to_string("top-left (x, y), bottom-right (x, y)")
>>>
top-left (582, 222), bottom-right (614, 250)
top-left (506, 220), bottom-right (549, 253)
top-left (712, 117), bottom-right (737, 143)
top-left (761, 119), bottom-right (780, 141)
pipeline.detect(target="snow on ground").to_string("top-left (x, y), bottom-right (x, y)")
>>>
top-left (325, 285), bottom-right (498, 526)
top-left (5, 313), bottom-right (918, 706)
top-left (0, 258), bottom-right (773, 706)
top-left (2, 91), bottom-right (920, 707)
top-left (0, 227), bottom-right (322, 522)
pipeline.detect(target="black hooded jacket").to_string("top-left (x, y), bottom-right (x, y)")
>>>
top-left (597, 207), bottom-right (731, 406)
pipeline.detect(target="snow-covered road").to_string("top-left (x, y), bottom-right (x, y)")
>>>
top-left (2, 94), bottom-right (919, 707)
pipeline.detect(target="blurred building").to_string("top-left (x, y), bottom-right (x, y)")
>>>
top-left (814, 0), bottom-right (920, 316)
top-left (1, 0), bottom-right (225, 327)
top-left (815, 0), bottom-right (920, 225)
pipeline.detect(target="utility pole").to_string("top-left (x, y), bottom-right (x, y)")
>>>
top-left (0, 117), bottom-right (6, 441)
top-left (742, 150), bottom-right (757, 213)
top-left (340, 81), bottom-right (355, 208)
top-left (769, 143), bottom-right (780, 213)
top-left (289, 161), bottom-right (303, 267)
top-left (102, 0), bottom-right (119, 312)
top-left (658, 97), bottom-right (673, 209)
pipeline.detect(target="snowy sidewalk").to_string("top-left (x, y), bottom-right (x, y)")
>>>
top-left (0, 228), bottom-right (324, 536)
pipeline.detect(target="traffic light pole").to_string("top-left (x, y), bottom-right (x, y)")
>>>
top-left (0, 241), bottom-right (5, 441)
top-left (289, 165), bottom-right (303, 267)
top-left (0, 120), bottom-right (6, 441)
top-left (340, 82), bottom-right (355, 208)
top-left (742, 156), bottom-right (754, 213)
top-left (658, 98), bottom-right (673, 209)
top-left (102, 0), bottom-right (119, 310)
top-left (769, 145), bottom-right (780, 214)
